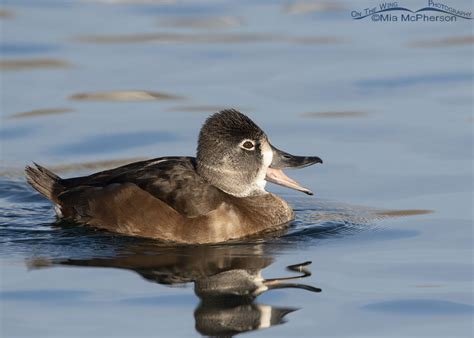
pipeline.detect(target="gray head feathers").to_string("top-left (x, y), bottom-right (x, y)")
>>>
top-left (198, 109), bottom-right (265, 143)
top-left (196, 110), bottom-right (269, 197)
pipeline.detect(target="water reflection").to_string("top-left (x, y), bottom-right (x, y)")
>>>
top-left (76, 32), bottom-right (344, 45)
top-left (406, 36), bottom-right (474, 48)
top-left (0, 58), bottom-right (72, 70)
top-left (9, 108), bottom-right (74, 119)
top-left (69, 90), bottom-right (184, 101)
top-left (157, 16), bottom-right (243, 29)
top-left (29, 244), bottom-right (320, 336)
top-left (0, 9), bottom-right (13, 19)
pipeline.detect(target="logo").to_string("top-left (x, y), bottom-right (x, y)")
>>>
top-left (351, 1), bottom-right (472, 22)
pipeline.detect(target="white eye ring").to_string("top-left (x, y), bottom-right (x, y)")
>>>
top-left (239, 139), bottom-right (255, 151)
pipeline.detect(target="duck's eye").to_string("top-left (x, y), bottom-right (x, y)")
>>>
top-left (240, 140), bottom-right (255, 150)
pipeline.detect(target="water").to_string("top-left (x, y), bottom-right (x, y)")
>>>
top-left (1, 0), bottom-right (473, 336)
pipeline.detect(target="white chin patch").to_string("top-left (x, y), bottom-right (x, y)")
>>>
top-left (257, 305), bottom-right (273, 329)
top-left (256, 142), bottom-right (273, 191)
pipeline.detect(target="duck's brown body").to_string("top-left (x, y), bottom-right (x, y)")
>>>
top-left (26, 157), bottom-right (294, 244)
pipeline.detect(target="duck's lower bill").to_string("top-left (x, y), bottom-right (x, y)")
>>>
top-left (265, 168), bottom-right (313, 195)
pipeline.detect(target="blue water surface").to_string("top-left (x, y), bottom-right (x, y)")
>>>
top-left (0, 0), bottom-right (472, 337)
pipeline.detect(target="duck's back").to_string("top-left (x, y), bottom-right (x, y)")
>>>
top-left (58, 157), bottom-right (225, 218)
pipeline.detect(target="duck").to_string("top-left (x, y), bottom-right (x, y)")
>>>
top-left (25, 109), bottom-right (322, 244)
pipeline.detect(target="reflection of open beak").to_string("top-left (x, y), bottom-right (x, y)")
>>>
top-left (262, 261), bottom-right (322, 293)
top-left (265, 144), bottom-right (322, 195)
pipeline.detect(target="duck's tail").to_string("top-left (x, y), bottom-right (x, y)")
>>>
top-left (25, 163), bottom-right (62, 204)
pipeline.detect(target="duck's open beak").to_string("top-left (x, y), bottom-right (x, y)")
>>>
top-left (265, 144), bottom-right (322, 195)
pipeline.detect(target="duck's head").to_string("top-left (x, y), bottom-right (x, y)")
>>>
top-left (196, 109), bottom-right (322, 197)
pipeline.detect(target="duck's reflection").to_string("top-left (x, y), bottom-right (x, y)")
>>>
top-left (193, 257), bottom-right (320, 336)
top-left (195, 298), bottom-right (295, 336)
top-left (29, 244), bottom-right (320, 336)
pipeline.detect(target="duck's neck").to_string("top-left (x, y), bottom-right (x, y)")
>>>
top-left (196, 162), bottom-right (267, 198)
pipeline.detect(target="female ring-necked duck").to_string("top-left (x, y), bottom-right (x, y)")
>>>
top-left (26, 109), bottom-right (322, 243)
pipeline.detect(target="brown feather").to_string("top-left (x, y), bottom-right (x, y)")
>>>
top-left (25, 163), bottom-right (63, 203)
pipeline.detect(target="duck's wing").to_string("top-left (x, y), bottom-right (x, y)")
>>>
top-left (59, 157), bottom-right (184, 188)
top-left (58, 157), bottom-right (225, 217)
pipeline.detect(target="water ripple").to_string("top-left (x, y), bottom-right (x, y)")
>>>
top-left (0, 179), bottom-right (432, 259)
